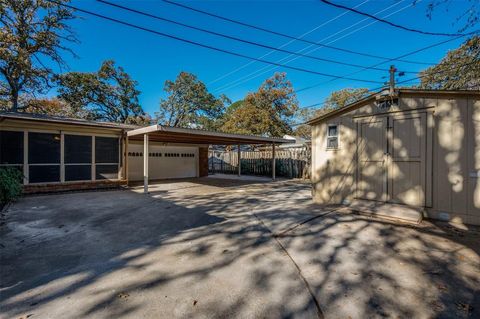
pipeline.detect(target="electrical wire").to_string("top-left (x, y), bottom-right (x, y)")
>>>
top-left (207, 0), bottom-right (371, 86)
top-left (97, 0), bottom-right (416, 73)
top-left (300, 58), bottom-right (479, 111)
top-left (213, 1), bottom-right (415, 93)
top-left (47, 0), bottom-right (383, 84)
top-left (318, 0), bottom-right (478, 37)
top-left (293, 33), bottom-right (472, 95)
top-left (161, 0), bottom-right (433, 65)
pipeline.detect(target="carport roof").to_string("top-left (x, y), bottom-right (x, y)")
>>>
top-left (127, 125), bottom-right (292, 145)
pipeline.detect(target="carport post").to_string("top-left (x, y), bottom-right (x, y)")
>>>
top-left (272, 143), bottom-right (276, 180)
top-left (237, 144), bottom-right (241, 176)
top-left (143, 133), bottom-right (149, 194)
top-left (125, 135), bottom-right (129, 185)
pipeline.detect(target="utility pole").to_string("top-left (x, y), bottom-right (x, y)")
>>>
top-left (389, 65), bottom-right (396, 95)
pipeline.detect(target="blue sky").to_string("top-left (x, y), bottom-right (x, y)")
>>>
top-left (54, 0), bottom-right (474, 116)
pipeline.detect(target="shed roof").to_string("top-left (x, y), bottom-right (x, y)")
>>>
top-left (127, 125), bottom-right (291, 145)
top-left (306, 88), bottom-right (480, 125)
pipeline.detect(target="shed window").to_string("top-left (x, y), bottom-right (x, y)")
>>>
top-left (327, 124), bottom-right (339, 149)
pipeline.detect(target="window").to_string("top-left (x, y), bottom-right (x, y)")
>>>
top-left (65, 135), bottom-right (92, 181)
top-left (0, 131), bottom-right (23, 166)
top-left (28, 132), bottom-right (60, 183)
top-left (95, 137), bottom-right (119, 164)
top-left (327, 124), bottom-right (339, 149)
top-left (96, 165), bottom-right (119, 180)
top-left (95, 137), bottom-right (119, 180)
top-left (0, 131), bottom-right (23, 182)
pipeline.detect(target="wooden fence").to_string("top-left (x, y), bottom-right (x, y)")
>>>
top-left (208, 149), bottom-right (310, 179)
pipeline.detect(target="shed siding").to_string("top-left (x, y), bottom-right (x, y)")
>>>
top-left (312, 112), bottom-right (358, 205)
top-left (311, 93), bottom-right (480, 226)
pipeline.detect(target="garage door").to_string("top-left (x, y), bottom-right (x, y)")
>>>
top-left (128, 144), bottom-right (198, 181)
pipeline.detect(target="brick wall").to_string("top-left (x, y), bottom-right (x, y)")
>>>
top-left (23, 180), bottom-right (126, 194)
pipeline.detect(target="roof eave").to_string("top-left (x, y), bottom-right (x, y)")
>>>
top-left (127, 124), bottom-right (292, 144)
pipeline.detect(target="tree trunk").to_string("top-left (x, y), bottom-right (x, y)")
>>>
top-left (11, 90), bottom-right (19, 112)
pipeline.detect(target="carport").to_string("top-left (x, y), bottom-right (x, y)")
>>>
top-left (126, 125), bottom-right (291, 193)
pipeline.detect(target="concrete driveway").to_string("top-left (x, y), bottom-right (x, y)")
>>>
top-left (1, 178), bottom-right (479, 318)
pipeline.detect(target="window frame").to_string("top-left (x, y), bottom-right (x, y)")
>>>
top-left (326, 123), bottom-right (339, 150)
top-left (64, 134), bottom-right (93, 182)
top-left (0, 128), bottom-right (121, 185)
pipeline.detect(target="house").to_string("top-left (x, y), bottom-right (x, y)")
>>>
top-left (308, 88), bottom-right (480, 226)
top-left (0, 112), bottom-right (290, 193)
top-left (279, 135), bottom-right (310, 150)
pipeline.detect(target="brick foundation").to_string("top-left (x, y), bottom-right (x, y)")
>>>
top-left (23, 180), bottom-right (127, 194)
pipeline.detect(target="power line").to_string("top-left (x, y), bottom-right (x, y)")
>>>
top-left (318, 0), bottom-right (477, 37)
top-left (48, 0), bottom-right (383, 84)
top-left (207, 0), bottom-right (371, 86)
top-left (293, 33), bottom-right (471, 95)
top-left (213, 1), bottom-right (415, 93)
top-left (301, 85), bottom-right (385, 109)
top-left (161, 0), bottom-right (433, 65)
top-left (97, 0), bottom-right (415, 73)
top-left (300, 58), bottom-right (479, 111)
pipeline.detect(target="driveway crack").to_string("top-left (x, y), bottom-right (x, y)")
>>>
top-left (250, 211), bottom-right (324, 319)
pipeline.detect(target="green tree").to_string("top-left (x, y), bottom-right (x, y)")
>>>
top-left (321, 87), bottom-right (370, 112)
top-left (23, 97), bottom-right (88, 118)
top-left (293, 87), bottom-right (369, 138)
top-left (0, 0), bottom-right (76, 111)
top-left (419, 36), bottom-right (480, 90)
top-left (221, 72), bottom-right (298, 136)
top-left (157, 71), bottom-right (229, 130)
top-left (57, 60), bottom-right (149, 124)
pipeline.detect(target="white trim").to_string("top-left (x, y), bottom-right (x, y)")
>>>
top-left (23, 130), bottom-right (28, 185)
top-left (62, 131), bottom-right (120, 138)
top-left (60, 131), bottom-right (65, 183)
top-left (143, 133), bottom-right (149, 193)
top-left (92, 136), bottom-right (96, 181)
top-left (127, 124), bottom-right (291, 143)
top-left (326, 124), bottom-right (339, 150)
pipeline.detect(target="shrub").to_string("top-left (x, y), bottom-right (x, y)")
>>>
top-left (0, 167), bottom-right (23, 204)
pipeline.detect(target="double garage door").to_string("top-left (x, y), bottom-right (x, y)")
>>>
top-left (128, 144), bottom-right (198, 181)
top-left (356, 112), bottom-right (431, 207)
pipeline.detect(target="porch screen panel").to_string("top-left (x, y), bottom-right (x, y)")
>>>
top-left (95, 137), bottom-right (119, 180)
top-left (28, 132), bottom-right (60, 183)
top-left (0, 131), bottom-right (24, 182)
top-left (0, 130), bottom-right (23, 168)
top-left (65, 135), bottom-right (92, 181)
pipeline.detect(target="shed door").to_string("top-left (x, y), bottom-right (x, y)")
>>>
top-left (357, 117), bottom-right (388, 201)
top-left (387, 113), bottom-right (427, 206)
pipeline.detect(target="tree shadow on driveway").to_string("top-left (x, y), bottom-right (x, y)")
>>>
top-left (1, 180), bottom-right (479, 318)
top-left (0, 183), bottom-right (319, 319)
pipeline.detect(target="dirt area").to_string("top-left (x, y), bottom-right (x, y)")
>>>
top-left (0, 177), bottom-right (479, 318)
